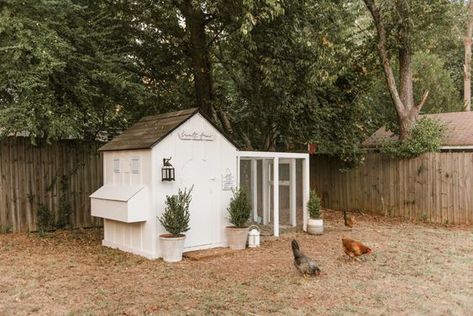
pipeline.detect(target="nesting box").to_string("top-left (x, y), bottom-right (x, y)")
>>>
top-left (90, 108), bottom-right (239, 259)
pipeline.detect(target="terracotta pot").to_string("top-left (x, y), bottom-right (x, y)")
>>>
top-left (159, 234), bottom-right (186, 262)
top-left (225, 226), bottom-right (249, 250)
top-left (307, 218), bottom-right (324, 235)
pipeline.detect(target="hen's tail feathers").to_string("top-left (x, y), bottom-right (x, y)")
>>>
top-left (291, 239), bottom-right (301, 258)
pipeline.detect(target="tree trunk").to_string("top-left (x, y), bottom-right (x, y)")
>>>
top-left (398, 35), bottom-right (416, 140)
top-left (395, 0), bottom-right (417, 140)
top-left (398, 111), bottom-right (417, 140)
top-left (464, 0), bottom-right (473, 111)
top-left (398, 48), bottom-right (414, 109)
top-left (176, 0), bottom-right (213, 116)
top-left (364, 0), bottom-right (429, 140)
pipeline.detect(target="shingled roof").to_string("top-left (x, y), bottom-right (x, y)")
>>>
top-left (99, 108), bottom-right (238, 151)
top-left (99, 108), bottom-right (198, 151)
top-left (363, 111), bottom-right (473, 149)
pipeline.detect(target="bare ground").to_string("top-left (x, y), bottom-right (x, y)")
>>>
top-left (1, 211), bottom-right (473, 316)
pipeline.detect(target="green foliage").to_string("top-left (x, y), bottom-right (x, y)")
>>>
top-left (361, 0), bottom-right (463, 144)
top-left (370, 0), bottom-right (459, 53)
top-left (158, 187), bottom-right (193, 236)
top-left (420, 213), bottom-right (428, 222)
top-left (380, 118), bottom-right (446, 159)
top-left (36, 203), bottom-right (53, 235)
top-left (118, 0), bottom-right (195, 114)
top-left (56, 175), bottom-right (72, 229)
top-left (227, 188), bottom-right (251, 228)
top-left (0, 0), bottom-right (148, 141)
top-left (0, 0), bottom-right (467, 165)
top-left (0, 225), bottom-right (12, 234)
top-left (413, 53), bottom-right (463, 114)
top-left (56, 202), bottom-right (72, 230)
top-left (214, 0), bottom-right (376, 164)
top-left (307, 190), bottom-right (321, 219)
top-left (365, 52), bottom-right (463, 133)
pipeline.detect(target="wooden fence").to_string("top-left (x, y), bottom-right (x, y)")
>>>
top-left (311, 152), bottom-right (473, 225)
top-left (0, 137), bottom-right (103, 232)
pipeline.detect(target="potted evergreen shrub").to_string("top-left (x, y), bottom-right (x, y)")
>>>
top-left (158, 187), bottom-right (192, 262)
top-left (307, 190), bottom-right (323, 235)
top-left (225, 188), bottom-right (251, 250)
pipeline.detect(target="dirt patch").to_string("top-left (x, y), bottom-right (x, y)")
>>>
top-left (1, 211), bottom-right (472, 315)
top-left (183, 247), bottom-right (239, 261)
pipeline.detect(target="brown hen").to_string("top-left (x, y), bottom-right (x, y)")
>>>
top-left (343, 210), bottom-right (355, 228)
top-left (342, 238), bottom-right (372, 259)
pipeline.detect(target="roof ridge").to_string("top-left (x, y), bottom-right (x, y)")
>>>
top-left (98, 107), bottom-right (239, 151)
top-left (140, 108), bottom-right (199, 121)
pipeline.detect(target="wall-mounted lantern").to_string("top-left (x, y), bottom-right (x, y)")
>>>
top-left (161, 157), bottom-right (175, 181)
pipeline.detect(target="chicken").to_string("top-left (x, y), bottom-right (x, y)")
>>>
top-left (342, 238), bottom-right (372, 259)
top-left (291, 239), bottom-right (321, 276)
top-left (343, 210), bottom-right (355, 228)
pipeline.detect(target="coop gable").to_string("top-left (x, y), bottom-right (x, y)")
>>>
top-left (99, 108), bottom-right (238, 151)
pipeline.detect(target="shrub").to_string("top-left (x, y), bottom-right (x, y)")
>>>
top-left (56, 175), bottom-right (72, 229)
top-left (0, 225), bottom-right (12, 234)
top-left (308, 190), bottom-right (321, 219)
top-left (158, 187), bottom-right (192, 236)
top-left (380, 118), bottom-right (446, 159)
top-left (56, 202), bottom-right (72, 229)
top-left (36, 203), bottom-right (53, 235)
top-left (227, 188), bottom-right (251, 228)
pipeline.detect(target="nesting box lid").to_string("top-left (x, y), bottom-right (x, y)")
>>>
top-left (90, 185), bottom-right (144, 202)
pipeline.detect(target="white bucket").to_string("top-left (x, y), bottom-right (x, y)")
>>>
top-left (159, 234), bottom-right (186, 262)
top-left (307, 219), bottom-right (324, 235)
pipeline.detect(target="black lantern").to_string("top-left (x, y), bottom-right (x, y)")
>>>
top-left (161, 157), bottom-right (175, 181)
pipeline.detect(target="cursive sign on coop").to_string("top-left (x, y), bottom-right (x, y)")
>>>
top-left (178, 130), bottom-right (215, 141)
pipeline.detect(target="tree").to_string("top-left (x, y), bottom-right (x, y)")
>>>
top-left (464, 0), bottom-right (473, 111)
top-left (0, 0), bottom-right (147, 141)
top-left (122, 0), bottom-right (382, 161)
top-left (119, 0), bottom-right (195, 115)
top-left (2, 0), bottom-right (462, 164)
top-left (363, 0), bottom-right (433, 140)
top-left (216, 0), bottom-right (373, 154)
top-left (123, 0), bottom-right (286, 136)
top-left (360, 1), bottom-right (464, 130)
top-left (172, 0), bottom-right (213, 116)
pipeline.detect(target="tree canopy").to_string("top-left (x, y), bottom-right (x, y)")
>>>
top-left (0, 0), bottom-right (148, 140)
top-left (0, 0), bottom-right (468, 162)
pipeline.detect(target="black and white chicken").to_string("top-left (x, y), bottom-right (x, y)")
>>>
top-left (291, 239), bottom-right (321, 276)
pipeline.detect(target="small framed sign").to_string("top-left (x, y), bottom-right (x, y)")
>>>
top-left (221, 169), bottom-right (235, 191)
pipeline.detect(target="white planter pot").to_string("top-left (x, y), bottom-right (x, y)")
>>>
top-left (307, 219), bottom-right (324, 235)
top-left (159, 234), bottom-right (186, 262)
top-left (226, 227), bottom-right (249, 250)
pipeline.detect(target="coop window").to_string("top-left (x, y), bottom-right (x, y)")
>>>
top-left (113, 158), bottom-right (120, 173)
top-left (269, 163), bottom-right (290, 182)
top-left (279, 164), bottom-right (290, 181)
top-left (131, 158), bottom-right (140, 174)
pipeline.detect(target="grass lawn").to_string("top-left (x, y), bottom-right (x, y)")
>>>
top-left (1, 211), bottom-right (472, 315)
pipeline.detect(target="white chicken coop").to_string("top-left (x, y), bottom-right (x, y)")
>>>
top-left (90, 108), bottom-right (310, 259)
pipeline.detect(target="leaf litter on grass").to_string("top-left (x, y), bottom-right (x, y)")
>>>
top-left (0, 212), bottom-right (473, 315)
